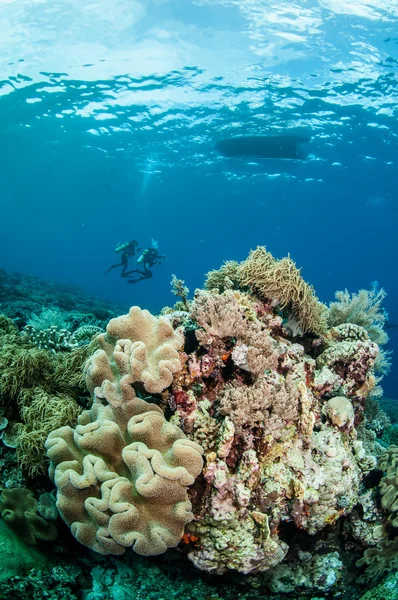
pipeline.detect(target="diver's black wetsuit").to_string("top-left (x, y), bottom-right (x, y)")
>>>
top-left (127, 248), bottom-right (166, 284)
top-left (104, 240), bottom-right (140, 277)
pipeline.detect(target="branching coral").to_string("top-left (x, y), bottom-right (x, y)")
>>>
top-left (23, 325), bottom-right (78, 353)
top-left (191, 289), bottom-right (281, 376)
top-left (23, 323), bottom-right (103, 353)
top-left (238, 246), bottom-right (327, 335)
top-left (46, 307), bottom-right (203, 556)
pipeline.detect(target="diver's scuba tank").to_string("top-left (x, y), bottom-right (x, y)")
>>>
top-left (137, 249), bottom-right (147, 264)
top-left (115, 242), bottom-right (130, 253)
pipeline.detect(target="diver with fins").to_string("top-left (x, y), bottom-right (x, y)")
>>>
top-left (104, 240), bottom-right (141, 277)
top-left (127, 239), bottom-right (166, 284)
top-left (104, 239), bottom-right (165, 283)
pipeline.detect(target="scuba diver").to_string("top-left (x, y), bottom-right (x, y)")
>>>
top-left (127, 240), bottom-right (166, 284)
top-left (104, 240), bottom-right (141, 277)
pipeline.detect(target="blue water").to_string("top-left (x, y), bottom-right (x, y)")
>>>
top-left (0, 0), bottom-right (397, 396)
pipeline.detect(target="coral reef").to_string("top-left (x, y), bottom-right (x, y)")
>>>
top-left (0, 268), bottom-right (125, 328)
top-left (166, 275), bottom-right (382, 576)
top-left (1, 249), bottom-right (396, 599)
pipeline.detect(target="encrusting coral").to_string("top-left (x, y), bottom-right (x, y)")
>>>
top-left (45, 307), bottom-right (204, 556)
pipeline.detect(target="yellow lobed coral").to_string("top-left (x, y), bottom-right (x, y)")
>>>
top-left (45, 307), bottom-right (204, 556)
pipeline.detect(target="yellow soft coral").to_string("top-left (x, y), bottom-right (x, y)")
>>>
top-left (46, 307), bottom-right (203, 556)
top-left (86, 306), bottom-right (184, 395)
